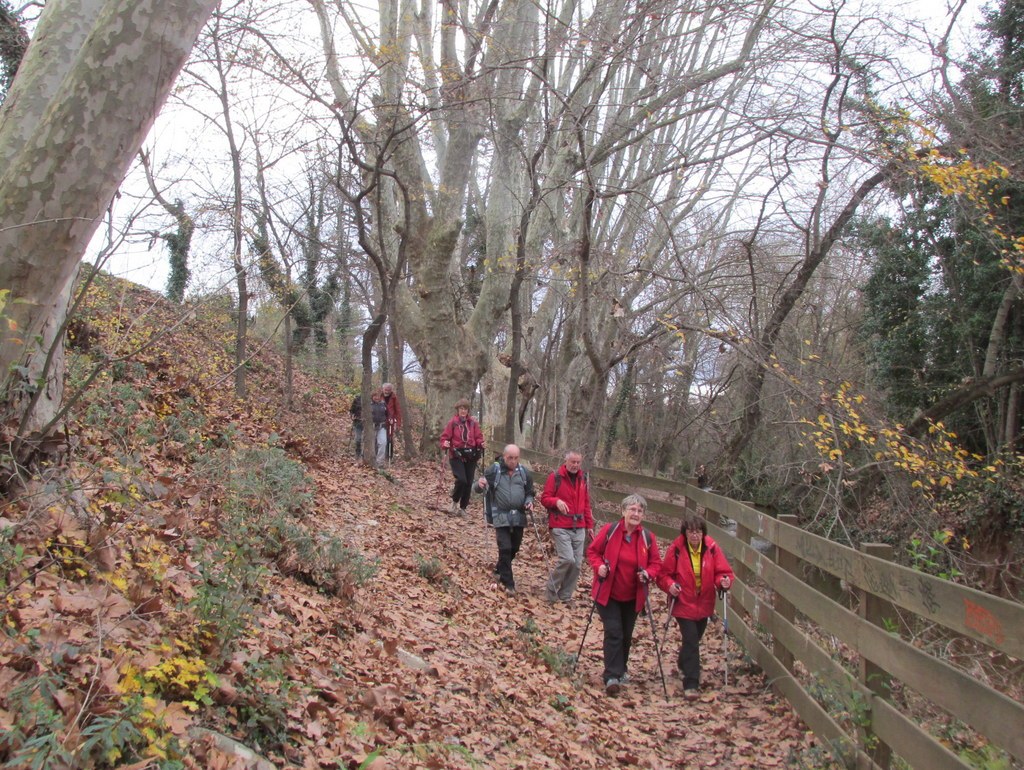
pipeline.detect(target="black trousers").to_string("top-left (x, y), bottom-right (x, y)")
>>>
top-left (676, 616), bottom-right (709, 690)
top-left (597, 598), bottom-right (639, 683)
top-left (449, 457), bottom-right (477, 509)
top-left (494, 526), bottom-right (524, 589)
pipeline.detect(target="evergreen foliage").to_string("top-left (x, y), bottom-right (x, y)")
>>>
top-left (163, 199), bottom-right (194, 303)
top-left (0, 0), bottom-right (28, 98)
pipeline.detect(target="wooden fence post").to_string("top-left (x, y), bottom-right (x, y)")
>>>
top-left (857, 542), bottom-right (895, 770)
top-left (774, 514), bottom-right (799, 674)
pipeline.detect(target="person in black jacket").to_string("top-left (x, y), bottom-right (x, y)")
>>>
top-left (349, 394), bottom-right (362, 457)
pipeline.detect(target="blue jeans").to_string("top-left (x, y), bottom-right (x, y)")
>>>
top-left (374, 424), bottom-right (387, 466)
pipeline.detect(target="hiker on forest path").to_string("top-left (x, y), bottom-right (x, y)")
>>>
top-left (370, 389), bottom-right (388, 467)
top-left (656, 511), bottom-right (734, 700)
top-left (541, 450), bottom-right (595, 605)
top-left (586, 494), bottom-right (662, 694)
top-left (382, 382), bottom-right (401, 462)
top-left (439, 398), bottom-right (484, 516)
top-left (477, 444), bottom-right (535, 595)
top-left (349, 394), bottom-right (362, 457)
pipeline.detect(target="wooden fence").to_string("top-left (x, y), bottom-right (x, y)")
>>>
top-left (520, 448), bottom-right (1024, 770)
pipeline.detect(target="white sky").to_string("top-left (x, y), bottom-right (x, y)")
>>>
top-left (89, 0), bottom-right (988, 297)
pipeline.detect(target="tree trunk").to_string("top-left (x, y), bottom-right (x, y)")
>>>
top-left (0, 0), bottom-right (218, 460)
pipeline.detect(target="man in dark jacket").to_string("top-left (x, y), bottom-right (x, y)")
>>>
top-left (349, 395), bottom-right (363, 456)
top-left (477, 444), bottom-right (535, 595)
top-left (540, 450), bottom-right (594, 604)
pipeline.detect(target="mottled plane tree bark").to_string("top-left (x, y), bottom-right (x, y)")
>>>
top-left (0, 0), bottom-right (218, 466)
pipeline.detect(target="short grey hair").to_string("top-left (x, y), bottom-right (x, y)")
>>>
top-left (621, 493), bottom-right (647, 512)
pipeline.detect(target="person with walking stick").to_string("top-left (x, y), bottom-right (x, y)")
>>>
top-left (439, 399), bottom-right (484, 516)
top-left (585, 494), bottom-right (662, 695)
top-left (656, 511), bottom-right (734, 700)
top-left (541, 450), bottom-right (594, 606)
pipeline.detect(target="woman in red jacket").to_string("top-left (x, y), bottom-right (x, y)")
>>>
top-left (585, 494), bottom-right (662, 694)
top-left (439, 399), bottom-right (484, 516)
top-left (656, 511), bottom-right (734, 699)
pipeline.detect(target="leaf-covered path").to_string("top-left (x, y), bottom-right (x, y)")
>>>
top-left (309, 457), bottom-right (814, 769)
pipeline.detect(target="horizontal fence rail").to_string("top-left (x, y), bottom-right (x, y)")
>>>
top-left (519, 448), bottom-right (1024, 770)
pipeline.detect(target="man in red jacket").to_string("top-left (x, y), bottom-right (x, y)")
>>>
top-left (540, 450), bottom-right (595, 604)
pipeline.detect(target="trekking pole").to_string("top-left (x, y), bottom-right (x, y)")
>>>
top-left (528, 508), bottom-right (551, 558)
top-left (661, 596), bottom-right (676, 647)
top-left (718, 587), bottom-right (730, 688)
top-left (431, 448), bottom-right (448, 513)
top-left (643, 581), bottom-right (669, 697)
top-left (572, 568), bottom-right (606, 675)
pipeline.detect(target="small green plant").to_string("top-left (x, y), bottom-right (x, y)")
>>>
top-left (549, 693), bottom-right (575, 715)
top-left (959, 743), bottom-right (1012, 769)
top-left (907, 529), bottom-right (963, 581)
top-left (4, 670), bottom-right (76, 770)
top-left (415, 554), bottom-right (446, 583)
top-left (233, 654), bottom-right (302, 756)
top-left (805, 674), bottom-right (879, 761)
top-left (518, 618), bottom-right (576, 677)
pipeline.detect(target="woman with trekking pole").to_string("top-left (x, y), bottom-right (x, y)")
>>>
top-left (656, 511), bottom-right (734, 700)
top-left (585, 494), bottom-right (662, 695)
top-left (439, 398), bottom-right (485, 516)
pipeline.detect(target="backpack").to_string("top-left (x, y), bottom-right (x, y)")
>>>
top-left (484, 462), bottom-right (529, 525)
top-left (551, 469), bottom-right (588, 495)
top-left (602, 518), bottom-right (651, 549)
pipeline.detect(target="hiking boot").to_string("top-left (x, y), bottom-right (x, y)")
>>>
top-left (619, 672), bottom-right (629, 685)
top-left (605, 678), bottom-right (620, 695)
top-left (457, 507), bottom-right (468, 516)
top-left (543, 591), bottom-right (558, 604)
top-left (449, 501), bottom-right (459, 516)
top-left (684, 688), bottom-right (700, 701)
top-left (504, 585), bottom-right (517, 596)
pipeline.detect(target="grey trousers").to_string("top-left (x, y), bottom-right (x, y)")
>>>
top-left (545, 527), bottom-right (586, 601)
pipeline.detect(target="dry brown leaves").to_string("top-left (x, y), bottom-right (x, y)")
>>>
top-left (0, 274), bottom-right (816, 769)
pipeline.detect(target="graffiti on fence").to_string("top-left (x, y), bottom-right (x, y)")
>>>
top-left (964, 598), bottom-right (1005, 645)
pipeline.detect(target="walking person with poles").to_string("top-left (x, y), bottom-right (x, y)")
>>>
top-left (381, 382), bottom-right (402, 463)
top-left (477, 444), bottom-right (535, 595)
top-left (541, 450), bottom-right (595, 606)
top-left (656, 511), bottom-right (734, 700)
top-left (439, 399), bottom-right (484, 516)
top-left (585, 494), bottom-right (662, 695)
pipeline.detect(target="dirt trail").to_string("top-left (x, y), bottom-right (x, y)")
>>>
top-left (315, 457), bottom-right (813, 769)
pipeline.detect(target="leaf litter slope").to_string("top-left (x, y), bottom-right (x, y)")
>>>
top-left (0, 272), bottom-right (813, 769)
